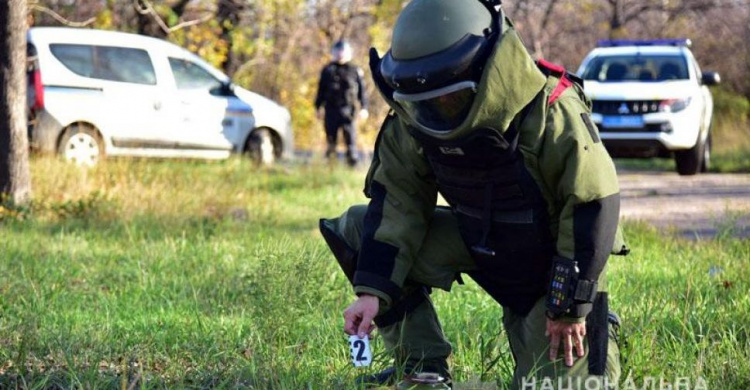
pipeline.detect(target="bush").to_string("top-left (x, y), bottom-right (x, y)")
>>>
top-left (712, 87), bottom-right (749, 122)
top-left (709, 88), bottom-right (750, 172)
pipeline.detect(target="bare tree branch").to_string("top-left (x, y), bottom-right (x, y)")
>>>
top-left (539, 0), bottom-right (557, 31)
top-left (133, 0), bottom-right (213, 35)
top-left (29, 4), bottom-right (96, 27)
top-left (342, 10), bottom-right (375, 39)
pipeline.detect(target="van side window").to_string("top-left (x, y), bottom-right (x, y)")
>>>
top-left (97, 46), bottom-right (156, 85)
top-left (169, 58), bottom-right (222, 91)
top-left (50, 44), bottom-right (94, 78)
top-left (50, 44), bottom-right (156, 85)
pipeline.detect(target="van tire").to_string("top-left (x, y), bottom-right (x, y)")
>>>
top-left (674, 132), bottom-right (706, 176)
top-left (700, 132), bottom-right (711, 173)
top-left (57, 123), bottom-right (105, 166)
top-left (245, 127), bottom-right (277, 166)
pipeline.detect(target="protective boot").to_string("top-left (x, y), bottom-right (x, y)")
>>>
top-left (319, 218), bottom-right (357, 283)
top-left (398, 372), bottom-right (452, 390)
top-left (356, 363), bottom-right (452, 389)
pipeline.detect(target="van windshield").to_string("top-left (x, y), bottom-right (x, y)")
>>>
top-left (169, 58), bottom-right (223, 91)
top-left (581, 54), bottom-right (689, 82)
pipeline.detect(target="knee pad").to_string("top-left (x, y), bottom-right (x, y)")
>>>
top-left (319, 218), bottom-right (358, 284)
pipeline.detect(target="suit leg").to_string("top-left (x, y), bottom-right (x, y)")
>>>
top-left (320, 206), bottom-right (476, 374)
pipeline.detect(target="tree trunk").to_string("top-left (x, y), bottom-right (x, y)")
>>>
top-left (0, 0), bottom-right (32, 205)
top-left (609, 0), bottom-right (622, 39)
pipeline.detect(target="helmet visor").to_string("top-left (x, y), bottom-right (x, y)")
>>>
top-left (393, 81), bottom-right (477, 132)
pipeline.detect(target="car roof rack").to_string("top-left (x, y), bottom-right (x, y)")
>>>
top-left (596, 39), bottom-right (692, 48)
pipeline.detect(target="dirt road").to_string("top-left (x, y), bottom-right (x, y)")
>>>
top-left (617, 169), bottom-right (750, 239)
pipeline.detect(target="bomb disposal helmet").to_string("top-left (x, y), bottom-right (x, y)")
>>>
top-left (380, 0), bottom-right (500, 132)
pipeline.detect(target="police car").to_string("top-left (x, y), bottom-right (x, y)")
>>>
top-left (576, 39), bottom-right (720, 175)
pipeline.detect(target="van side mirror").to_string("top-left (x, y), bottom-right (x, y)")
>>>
top-left (211, 82), bottom-right (235, 97)
top-left (701, 72), bottom-right (720, 86)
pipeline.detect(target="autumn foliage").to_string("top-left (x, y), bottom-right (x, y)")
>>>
top-left (28, 0), bottom-right (749, 151)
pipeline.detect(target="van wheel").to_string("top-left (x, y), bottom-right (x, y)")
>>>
top-left (700, 132), bottom-right (711, 173)
top-left (245, 128), bottom-right (277, 165)
top-left (57, 123), bottom-right (105, 166)
top-left (674, 132), bottom-right (706, 176)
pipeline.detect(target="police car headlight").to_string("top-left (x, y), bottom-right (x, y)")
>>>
top-left (659, 97), bottom-right (692, 113)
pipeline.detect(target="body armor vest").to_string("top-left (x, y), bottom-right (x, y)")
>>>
top-left (409, 115), bottom-right (555, 315)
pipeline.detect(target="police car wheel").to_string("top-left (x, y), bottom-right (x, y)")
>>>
top-left (57, 123), bottom-right (105, 167)
top-left (674, 132), bottom-right (706, 176)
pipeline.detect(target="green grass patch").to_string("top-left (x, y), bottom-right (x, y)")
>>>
top-left (1, 158), bottom-right (748, 388)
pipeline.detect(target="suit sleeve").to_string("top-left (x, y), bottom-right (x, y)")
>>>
top-left (353, 116), bottom-right (437, 305)
top-left (539, 91), bottom-right (621, 319)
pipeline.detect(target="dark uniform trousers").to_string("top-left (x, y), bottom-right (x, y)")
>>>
top-left (324, 107), bottom-right (358, 165)
top-left (323, 205), bottom-right (622, 390)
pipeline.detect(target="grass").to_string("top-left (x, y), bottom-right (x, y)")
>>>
top-left (0, 157), bottom-right (748, 389)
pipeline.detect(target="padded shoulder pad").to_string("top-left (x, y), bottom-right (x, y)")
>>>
top-left (536, 59), bottom-right (566, 76)
top-left (566, 72), bottom-right (584, 88)
top-left (537, 59), bottom-right (588, 105)
top-left (537, 59), bottom-right (584, 88)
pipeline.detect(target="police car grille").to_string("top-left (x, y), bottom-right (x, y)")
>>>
top-left (592, 100), bottom-right (661, 115)
top-left (596, 124), bottom-right (665, 133)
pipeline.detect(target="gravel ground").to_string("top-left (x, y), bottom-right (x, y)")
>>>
top-left (617, 169), bottom-right (750, 239)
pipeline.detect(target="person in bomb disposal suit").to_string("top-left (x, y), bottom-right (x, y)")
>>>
top-left (319, 0), bottom-right (629, 389)
top-left (315, 40), bottom-right (369, 166)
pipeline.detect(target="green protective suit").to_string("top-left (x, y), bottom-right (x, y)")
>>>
top-left (321, 17), bottom-right (626, 389)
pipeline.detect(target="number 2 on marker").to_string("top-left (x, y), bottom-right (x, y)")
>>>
top-left (353, 340), bottom-right (366, 361)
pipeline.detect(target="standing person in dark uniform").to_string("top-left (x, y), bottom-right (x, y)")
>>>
top-left (315, 40), bottom-right (369, 166)
top-left (319, 0), bottom-right (629, 389)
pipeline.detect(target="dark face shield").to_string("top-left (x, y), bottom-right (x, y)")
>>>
top-left (394, 81), bottom-right (477, 132)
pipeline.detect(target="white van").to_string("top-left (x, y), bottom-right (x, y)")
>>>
top-left (27, 27), bottom-right (294, 165)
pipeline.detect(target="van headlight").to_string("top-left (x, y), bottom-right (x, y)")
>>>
top-left (659, 97), bottom-right (692, 113)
